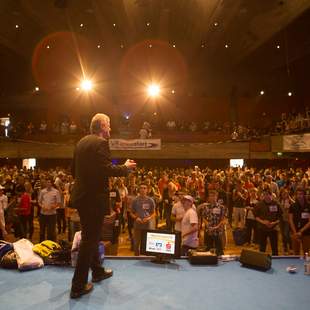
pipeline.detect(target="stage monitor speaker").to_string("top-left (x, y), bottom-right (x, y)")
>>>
top-left (188, 250), bottom-right (218, 265)
top-left (239, 249), bottom-right (271, 271)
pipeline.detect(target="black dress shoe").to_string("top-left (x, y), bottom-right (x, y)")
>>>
top-left (92, 268), bottom-right (113, 283)
top-left (70, 282), bottom-right (93, 299)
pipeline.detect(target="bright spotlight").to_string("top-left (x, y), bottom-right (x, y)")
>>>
top-left (147, 84), bottom-right (160, 97)
top-left (80, 79), bottom-right (93, 91)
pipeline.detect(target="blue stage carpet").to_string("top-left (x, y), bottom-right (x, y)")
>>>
top-left (0, 258), bottom-right (309, 310)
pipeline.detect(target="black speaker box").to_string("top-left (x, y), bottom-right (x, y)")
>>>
top-left (188, 250), bottom-right (218, 265)
top-left (239, 249), bottom-right (272, 271)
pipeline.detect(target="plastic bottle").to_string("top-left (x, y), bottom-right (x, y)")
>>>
top-left (304, 252), bottom-right (310, 275)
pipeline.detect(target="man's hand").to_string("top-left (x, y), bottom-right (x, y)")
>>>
top-left (265, 221), bottom-right (274, 228)
top-left (136, 217), bottom-right (143, 224)
top-left (293, 232), bottom-right (302, 239)
top-left (124, 159), bottom-right (137, 170)
top-left (142, 217), bottom-right (150, 224)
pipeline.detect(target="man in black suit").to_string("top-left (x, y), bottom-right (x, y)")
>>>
top-left (70, 113), bottom-right (136, 299)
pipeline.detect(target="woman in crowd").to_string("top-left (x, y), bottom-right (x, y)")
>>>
top-left (0, 185), bottom-right (8, 240)
top-left (17, 185), bottom-right (32, 239)
top-left (115, 177), bottom-right (128, 233)
top-left (245, 188), bottom-right (259, 247)
top-left (279, 188), bottom-right (294, 254)
top-left (24, 181), bottom-right (35, 240)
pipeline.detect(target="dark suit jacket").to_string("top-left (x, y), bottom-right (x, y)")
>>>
top-left (71, 134), bottom-right (128, 215)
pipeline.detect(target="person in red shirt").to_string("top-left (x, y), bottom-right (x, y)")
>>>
top-left (244, 174), bottom-right (255, 190)
top-left (17, 189), bottom-right (31, 238)
top-left (158, 172), bottom-right (168, 220)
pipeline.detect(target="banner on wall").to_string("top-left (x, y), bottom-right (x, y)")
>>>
top-left (283, 134), bottom-right (310, 151)
top-left (109, 139), bottom-right (161, 150)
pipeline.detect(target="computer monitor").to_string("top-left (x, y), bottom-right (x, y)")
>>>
top-left (140, 230), bottom-right (181, 264)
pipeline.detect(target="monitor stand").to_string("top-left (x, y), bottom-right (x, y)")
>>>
top-left (151, 254), bottom-right (171, 264)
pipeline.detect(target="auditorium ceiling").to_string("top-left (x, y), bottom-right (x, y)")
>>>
top-left (0, 0), bottom-right (310, 96)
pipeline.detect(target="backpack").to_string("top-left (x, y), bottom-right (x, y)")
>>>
top-left (0, 250), bottom-right (18, 269)
top-left (0, 241), bottom-right (13, 260)
top-left (33, 240), bottom-right (61, 258)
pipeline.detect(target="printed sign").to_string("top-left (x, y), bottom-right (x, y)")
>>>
top-left (146, 232), bottom-right (176, 255)
top-left (109, 139), bottom-right (161, 150)
top-left (283, 134), bottom-right (310, 152)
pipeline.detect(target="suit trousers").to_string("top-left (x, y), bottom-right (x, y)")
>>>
top-left (259, 229), bottom-right (278, 256)
top-left (71, 208), bottom-right (103, 290)
top-left (39, 214), bottom-right (56, 242)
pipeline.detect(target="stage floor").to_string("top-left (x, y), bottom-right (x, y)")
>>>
top-left (0, 257), bottom-right (309, 310)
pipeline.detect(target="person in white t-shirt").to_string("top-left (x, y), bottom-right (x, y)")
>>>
top-left (171, 192), bottom-right (185, 233)
top-left (0, 185), bottom-right (8, 239)
top-left (181, 195), bottom-right (199, 255)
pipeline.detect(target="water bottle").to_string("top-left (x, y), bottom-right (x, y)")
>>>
top-left (304, 252), bottom-right (310, 275)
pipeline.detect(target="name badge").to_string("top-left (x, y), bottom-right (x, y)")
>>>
top-left (212, 208), bottom-right (221, 215)
top-left (269, 205), bottom-right (278, 212)
top-left (110, 192), bottom-right (117, 198)
top-left (301, 212), bottom-right (310, 219)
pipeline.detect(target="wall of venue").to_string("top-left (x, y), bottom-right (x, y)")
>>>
top-left (1, 91), bottom-right (306, 128)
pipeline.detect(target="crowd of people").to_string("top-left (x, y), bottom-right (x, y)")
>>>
top-left (0, 164), bottom-right (309, 256)
top-left (274, 109), bottom-right (310, 135)
top-left (2, 106), bottom-right (310, 142)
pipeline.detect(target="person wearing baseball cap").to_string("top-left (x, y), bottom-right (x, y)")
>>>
top-left (181, 195), bottom-right (198, 255)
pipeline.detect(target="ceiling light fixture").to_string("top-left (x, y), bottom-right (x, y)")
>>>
top-left (147, 84), bottom-right (160, 97)
top-left (80, 80), bottom-right (93, 91)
